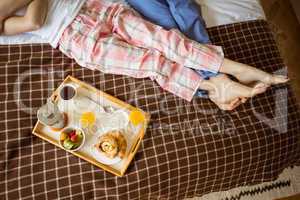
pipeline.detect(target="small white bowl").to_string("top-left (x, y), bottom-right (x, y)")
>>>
top-left (59, 127), bottom-right (86, 152)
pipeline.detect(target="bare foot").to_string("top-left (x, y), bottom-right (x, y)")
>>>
top-left (200, 74), bottom-right (268, 110)
top-left (209, 96), bottom-right (243, 111)
top-left (220, 58), bottom-right (289, 86)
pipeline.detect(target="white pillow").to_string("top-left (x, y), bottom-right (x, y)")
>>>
top-left (196, 0), bottom-right (266, 28)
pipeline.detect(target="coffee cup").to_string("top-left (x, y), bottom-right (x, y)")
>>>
top-left (59, 84), bottom-right (77, 101)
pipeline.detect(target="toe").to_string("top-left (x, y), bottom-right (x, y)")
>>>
top-left (255, 82), bottom-right (269, 88)
top-left (271, 75), bottom-right (289, 84)
top-left (241, 97), bottom-right (248, 103)
top-left (253, 83), bottom-right (268, 94)
top-left (218, 101), bottom-right (241, 111)
top-left (217, 103), bottom-right (234, 111)
top-left (229, 98), bottom-right (241, 107)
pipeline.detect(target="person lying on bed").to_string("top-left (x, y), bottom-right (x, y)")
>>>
top-left (0, 0), bottom-right (289, 110)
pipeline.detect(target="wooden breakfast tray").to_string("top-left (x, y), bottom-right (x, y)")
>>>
top-left (32, 76), bottom-right (150, 176)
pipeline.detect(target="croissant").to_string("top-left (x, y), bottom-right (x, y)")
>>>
top-left (97, 131), bottom-right (127, 159)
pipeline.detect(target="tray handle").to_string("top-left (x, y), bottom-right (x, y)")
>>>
top-left (52, 93), bottom-right (59, 102)
top-left (130, 137), bottom-right (141, 155)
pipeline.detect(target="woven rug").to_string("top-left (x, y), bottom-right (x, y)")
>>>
top-left (188, 166), bottom-right (300, 200)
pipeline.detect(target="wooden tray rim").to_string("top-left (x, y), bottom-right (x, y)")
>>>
top-left (32, 75), bottom-right (150, 176)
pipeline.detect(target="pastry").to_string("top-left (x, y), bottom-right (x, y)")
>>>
top-left (96, 131), bottom-right (127, 159)
top-left (97, 133), bottom-right (119, 158)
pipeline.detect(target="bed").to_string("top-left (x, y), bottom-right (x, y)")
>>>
top-left (1, 1), bottom-right (300, 199)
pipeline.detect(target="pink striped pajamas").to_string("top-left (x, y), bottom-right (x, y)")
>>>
top-left (59, 0), bottom-right (224, 101)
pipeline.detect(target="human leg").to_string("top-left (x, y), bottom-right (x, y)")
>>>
top-left (58, 11), bottom-right (204, 101)
top-left (220, 58), bottom-right (289, 86)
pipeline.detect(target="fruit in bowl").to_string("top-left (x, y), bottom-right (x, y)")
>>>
top-left (59, 127), bottom-right (85, 151)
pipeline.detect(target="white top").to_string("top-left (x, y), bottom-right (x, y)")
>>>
top-left (0, 0), bottom-right (266, 45)
top-left (32, 0), bottom-right (85, 47)
top-left (0, 0), bottom-right (85, 47)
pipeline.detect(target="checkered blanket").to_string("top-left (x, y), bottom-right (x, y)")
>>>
top-left (0, 20), bottom-right (300, 200)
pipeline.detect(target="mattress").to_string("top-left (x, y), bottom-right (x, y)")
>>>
top-left (0, 0), bottom-right (266, 44)
top-left (1, 20), bottom-right (300, 200)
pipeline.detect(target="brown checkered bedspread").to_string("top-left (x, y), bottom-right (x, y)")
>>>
top-left (0, 20), bottom-right (300, 200)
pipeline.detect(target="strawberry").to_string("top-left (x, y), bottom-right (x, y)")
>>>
top-left (70, 134), bottom-right (77, 142)
top-left (69, 130), bottom-right (76, 137)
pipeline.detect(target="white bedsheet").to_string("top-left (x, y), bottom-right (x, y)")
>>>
top-left (197, 0), bottom-right (266, 28)
top-left (0, 0), bottom-right (266, 45)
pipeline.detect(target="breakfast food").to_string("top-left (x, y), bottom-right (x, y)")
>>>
top-left (129, 109), bottom-right (145, 126)
top-left (60, 128), bottom-right (84, 150)
top-left (96, 131), bottom-right (127, 159)
top-left (80, 112), bottom-right (96, 128)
